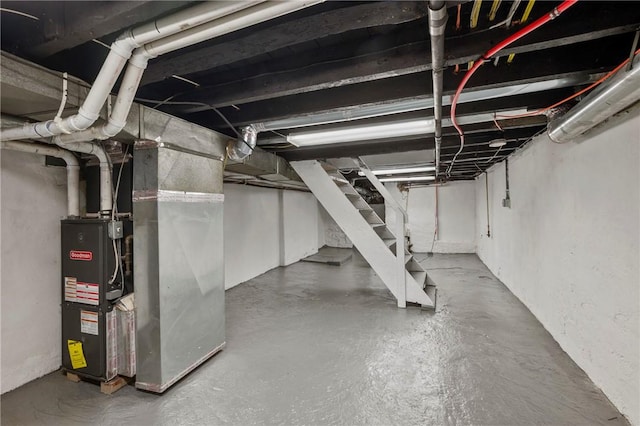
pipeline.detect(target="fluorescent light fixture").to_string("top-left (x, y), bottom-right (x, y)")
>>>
top-left (358, 165), bottom-right (436, 176)
top-left (286, 119), bottom-right (435, 147)
top-left (379, 176), bottom-right (436, 183)
top-left (284, 109), bottom-right (530, 147)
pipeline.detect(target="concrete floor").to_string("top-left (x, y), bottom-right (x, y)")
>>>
top-left (1, 253), bottom-right (628, 425)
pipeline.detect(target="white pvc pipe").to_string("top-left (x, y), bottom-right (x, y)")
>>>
top-left (0, 1), bottom-right (263, 142)
top-left (0, 48), bottom-right (129, 141)
top-left (46, 1), bottom-right (320, 214)
top-left (54, 138), bottom-right (112, 213)
top-left (1, 141), bottom-right (80, 217)
top-left (56, 0), bottom-right (324, 146)
top-left (125, 1), bottom-right (265, 48)
top-left (56, 56), bottom-right (148, 144)
top-left (142, 1), bottom-right (324, 59)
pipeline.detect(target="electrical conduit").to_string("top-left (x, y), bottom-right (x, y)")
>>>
top-left (447, 0), bottom-right (578, 175)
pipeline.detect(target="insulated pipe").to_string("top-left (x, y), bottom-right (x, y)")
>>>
top-left (548, 53), bottom-right (640, 143)
top-left (428, 1), bottom-right (447, 177)
top-left (1, 141), bottom-right (80, 217)
top-left (54, 138), bottom-right (112, 214)
top-left (55, 1), bottom-right (323, 145)
top-left (0, 1), bottom-right (263, 142)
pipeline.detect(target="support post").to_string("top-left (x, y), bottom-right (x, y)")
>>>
top-left (395, 208), bottom-right (406, 308)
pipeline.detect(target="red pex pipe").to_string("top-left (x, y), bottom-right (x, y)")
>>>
top-left (447, 0), bottom-right (579, 174)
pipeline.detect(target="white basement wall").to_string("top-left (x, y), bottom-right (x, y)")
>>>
top-left (223, 184), bottom-right (320, 289)
top-left (385, 181), bottom-right (476, 253)
top-left (318, 205), bottom-right (352, 248)
top-left (1, 150), bottom-right (68, 393)
top-left (475, 107), bottom-right (639, 425)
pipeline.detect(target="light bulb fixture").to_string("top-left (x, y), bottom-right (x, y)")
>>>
top-left (379, 176), bottom-right (436, 183)
top-left (357, 165), bottom-right (436, 176)
top-left (286, 119), bottom-right (435, 147)
top-left (489, 138), bottom-right (507, 148)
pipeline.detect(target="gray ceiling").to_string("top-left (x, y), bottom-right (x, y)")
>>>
top-left (1, 1), bottom-right (639, 182)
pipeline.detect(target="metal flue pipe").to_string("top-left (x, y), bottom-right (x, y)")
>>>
top-left (548, 53), bottom-right (640, 143)
top-left (428, 1), bottom-right (447, 177)
top-left (1, 141), bottom-right (80, 217)
top-left (0, 1), bottom-right (264, 142)
top-left (228, 125), bottom-right (258, 161)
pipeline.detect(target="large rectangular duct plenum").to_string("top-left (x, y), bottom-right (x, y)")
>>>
top-left (132, 118), bottom-right (227, 392)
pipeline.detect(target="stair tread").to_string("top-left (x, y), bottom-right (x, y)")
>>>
top-left (332, 177), bottom-right (349, 185)
top-left (320, 163), bottom-right (339, 172)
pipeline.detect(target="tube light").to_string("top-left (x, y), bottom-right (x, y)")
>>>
top-left (286, 119), bottom-right (435, 147)
top-left (358, 165), bottom-right (436, 176)
top-left (379, 176), bottom-right (436, 182)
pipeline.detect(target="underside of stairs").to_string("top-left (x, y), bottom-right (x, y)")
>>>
top-left (290, 160), bottom-right (436, 309)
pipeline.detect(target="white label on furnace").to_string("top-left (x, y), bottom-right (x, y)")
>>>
top-left (76, 282), bottom-right (99, 306)
top-left (81, 310), bottom-right (99, 335)
top-left (64, 277), bottom-right (77, 302)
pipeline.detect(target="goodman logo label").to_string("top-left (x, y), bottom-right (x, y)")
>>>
top-left (70, 250), bottom-right (93, 261)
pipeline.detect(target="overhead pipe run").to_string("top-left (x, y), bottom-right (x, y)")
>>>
top-left (59, 140), bottom-right (114, 214)
top-left (0, 1), bottom-right (264, 142)
top-left (250, 73), bottom-right (597, 133)
top-left (548, 53), bottom-right (640, 143)
top-left (56, 1), bottom-right (320, 146)
top-left (24, 0), bottom-right (321, 214)
top-left (1, 141), bottom-right (80, 217)
top-left (428, 0), bottom-right (447, 177)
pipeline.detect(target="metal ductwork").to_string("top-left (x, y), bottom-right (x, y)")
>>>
top-left (227, 125), bottom-right (258, 161)
top-left (428, 1), bottom-right (447, 177)
top-left (548, 53), bottom-right (640, 143)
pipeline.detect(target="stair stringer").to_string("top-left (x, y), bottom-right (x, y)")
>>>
top-left (291, 160), bottom-right (434, 307)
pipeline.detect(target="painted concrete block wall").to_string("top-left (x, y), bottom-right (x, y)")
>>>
top-left (223, 184), bottom-right (320, 289)
top-left (475, 108), bottom-right (639, 425)
top-left (1, 150), bottom-right (68, 394)
top-left (385, 181), bottom-right (476, 253)
top-left (223, 184), bottom-right (280, 289)
top-left (318, 205), bottom-right (352, 248)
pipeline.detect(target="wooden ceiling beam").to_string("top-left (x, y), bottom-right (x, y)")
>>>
top-left (140, 2), bottom-right (430, 86)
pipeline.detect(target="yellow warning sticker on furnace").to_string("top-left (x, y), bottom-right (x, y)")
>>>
top-left (67, 340), bottom-right (87, 369)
